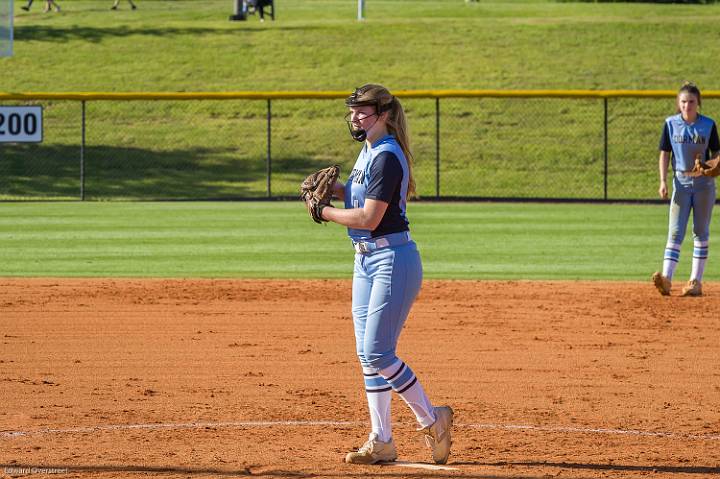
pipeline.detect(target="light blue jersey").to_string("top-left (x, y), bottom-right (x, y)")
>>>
top-left (660, 113), bottom-right (719, 186)
top-left (344, 135), bottom-right (410, 242)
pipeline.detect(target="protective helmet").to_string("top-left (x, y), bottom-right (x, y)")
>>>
top-left (345, 85), bottom-right (395, 142)
top-left (345, 84), bottom-right (395, 113)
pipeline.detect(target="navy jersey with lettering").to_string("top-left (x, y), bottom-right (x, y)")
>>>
top-left (345, 135), bottom-right (410, 242)
top-left (659, 113), bottom-right (720, 184)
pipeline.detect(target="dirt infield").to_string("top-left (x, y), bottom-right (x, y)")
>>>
top-left (1, 278), bottom-right (719, 479)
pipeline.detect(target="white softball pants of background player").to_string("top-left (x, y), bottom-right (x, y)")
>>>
top-left (352, 241), bottom-right (436, 442)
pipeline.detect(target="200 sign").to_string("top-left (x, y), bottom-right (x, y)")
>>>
top-left (0, 112), bottom-right (38, 136)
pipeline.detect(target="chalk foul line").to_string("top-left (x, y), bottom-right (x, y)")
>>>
top-left (389, 461), bottom-right (459, 471)
top-left (0, 420), bottom-right (354, 438)
top-left (460, 423), bottom-right (720, 441)
top-left (1, 420), bottom-right (719, 441)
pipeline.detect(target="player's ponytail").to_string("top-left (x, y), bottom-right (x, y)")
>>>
top-left (384, 96), bottom-right (417, 198)
top-left (346, 84), bottom-right (417, 198)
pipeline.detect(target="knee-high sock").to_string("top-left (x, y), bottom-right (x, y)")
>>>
top-left (662, 241), bottom-right (681, 279)
top-left (363, 367), bottom-right (392, 442)
top-left (691, 240), bottom-right (709, 281)
top-left (378, 359), bottom-right (436, 428)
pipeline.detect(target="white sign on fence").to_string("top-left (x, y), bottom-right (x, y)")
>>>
top-left (0, 106), bottom-right (43, 143)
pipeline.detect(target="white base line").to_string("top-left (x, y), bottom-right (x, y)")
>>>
top-left (459, 423), bottom-right (720, 441)
top-left (1, 420), bottom-right (719, 441)
top-left (0, 420), bottom-right (355, 439)
top-left (390, 461), bottom-right (459, 471)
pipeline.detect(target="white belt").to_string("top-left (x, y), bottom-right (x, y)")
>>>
top-left (352, 231), bottom-right (411, 254)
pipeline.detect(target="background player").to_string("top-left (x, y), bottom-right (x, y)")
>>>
top-left (653, 81), bottom-right (720, 296)
top-left (111, 0), bottom-right (137, 10)
top-left (20, 0), bottom-right (60, 12)
top-left (317, 84), bottom-right (454, 465)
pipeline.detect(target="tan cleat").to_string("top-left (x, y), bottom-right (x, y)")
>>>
top-left (420, 405), bottom-right (454, 464)
top-left (681, 279), bottom-right (703, 297)
top-left (652, 272), bottom-right (672, 296)
top-left (345, 433), bottom-right (397, 465)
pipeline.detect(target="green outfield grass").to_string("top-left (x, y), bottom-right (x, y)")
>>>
top-left (1, 201), bottom-right (716, 281)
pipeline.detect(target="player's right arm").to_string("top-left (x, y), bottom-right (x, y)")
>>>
top-left (321, 198), bottom-right (387, 230)
top-left (658, 122), bottom-right (672, 199)
top-left (658, 151), bottom-right (670, 199)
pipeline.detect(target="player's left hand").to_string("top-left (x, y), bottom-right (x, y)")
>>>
top-left (687, 156), bottom-right (706, 177)
top-left (300, 165), bottom-right (340, 224)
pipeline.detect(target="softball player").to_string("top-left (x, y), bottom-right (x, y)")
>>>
top-left (318, 84), bottom-right (454, 465)
top-left (653, 82), bottom-right (720, 296)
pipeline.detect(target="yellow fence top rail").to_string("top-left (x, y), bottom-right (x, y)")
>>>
top-left (1, 90), bottom-right (720, 101)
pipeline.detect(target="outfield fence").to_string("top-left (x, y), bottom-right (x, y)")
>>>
top-left (0, 90), bottom-right (717, 201)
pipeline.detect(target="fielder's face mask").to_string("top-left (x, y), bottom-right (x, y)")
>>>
top-left (344, 87), bottom-right (394, 142)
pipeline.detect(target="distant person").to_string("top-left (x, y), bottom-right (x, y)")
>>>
top-left (111, 0), bottom-right (137, 10)
top-left (652, 81), bottom-right (720, 297)
top-left (21, 0), bottom-right (61, 12)
top-left (248, 0), bottom-right (271, 21)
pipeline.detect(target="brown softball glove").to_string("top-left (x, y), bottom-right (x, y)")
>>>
top-left (300, 164), bottom-right (340, 224)
top-left (687, 155), bottom-right (720, 178)
top-left (687, 155), bottom-right (706, 177)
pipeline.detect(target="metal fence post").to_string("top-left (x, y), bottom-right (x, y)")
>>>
top-left (81, 100), bottom-right (86, 201)
top-left (435, 97), bottom-right (440, 199)
top-left (603, 97), bottom-right (608, 201)
top-left (267, 99), bottom-right (272, 198)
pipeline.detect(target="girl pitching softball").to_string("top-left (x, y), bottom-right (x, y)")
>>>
top-left (653, 81), bottom-right (720, 296)
top-left (318, 84), bottom-right (454, 465)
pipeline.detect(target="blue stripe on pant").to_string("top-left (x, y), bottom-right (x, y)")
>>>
top-left (382, 361), bottom-right (416, 391)
top-left (694, 251), bottom-right (709, 259)
top-left (352, 241), bottom-right (423, 372)
top-left (363, 368), bottom-right (392, 393)
top-left (663, 245), bottom-right (681, 262)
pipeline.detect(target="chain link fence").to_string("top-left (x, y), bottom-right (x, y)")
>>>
top-left (1, 91), bottom-right (715, 201)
